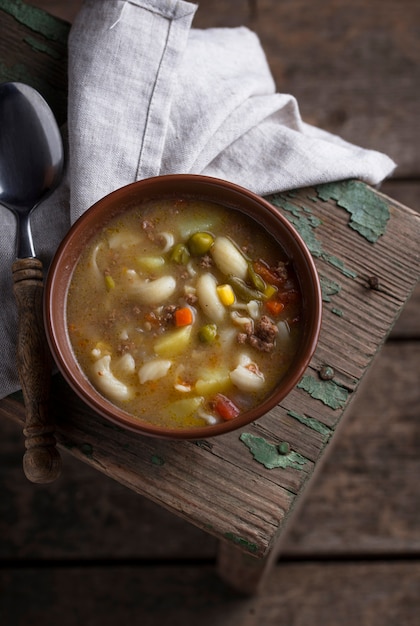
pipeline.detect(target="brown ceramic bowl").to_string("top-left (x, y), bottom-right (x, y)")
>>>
top-left (45, 174), bottom-right (322, 439)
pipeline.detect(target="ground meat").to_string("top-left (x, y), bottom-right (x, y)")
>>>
top-left (161, 304), bottom-right (177, 324)
top-left (237, 314), bottom-right (278, 352)
top-left (141, 219), bottom-right (156, 242)
top-left (237, 332), bottom-right (248, 344)
top-left (248, 335), bottom-right (275, 352)
top-left (199, 254), bottom-right (213, 269)
top-left (273, 262), bottom-right (288, 284)
top-left (116, 341), bottom-right (136, 356)
top-left (184, 292), bottom-right (198, 305)
top-left (255, 315), bottom-right (278, 343)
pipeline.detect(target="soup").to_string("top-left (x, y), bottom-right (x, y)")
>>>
top-left (67, 197), bottom-right (302, 429)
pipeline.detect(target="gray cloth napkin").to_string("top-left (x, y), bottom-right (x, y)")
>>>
top-left (0, 0), bottom-right (396, 399)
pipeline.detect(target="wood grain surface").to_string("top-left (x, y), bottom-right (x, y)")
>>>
top-left (12, 257), bottom-right (62, 483)
top-left (1, 0), bottom-right (420, 624)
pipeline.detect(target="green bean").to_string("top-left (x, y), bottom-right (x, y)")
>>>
top-left (247, 262), bottom-right (266, 292)
top-left (227, 275), bottom-right (265, 302)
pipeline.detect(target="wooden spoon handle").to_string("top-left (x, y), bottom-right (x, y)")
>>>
top-left (12, 257), bottom-right (61, 483)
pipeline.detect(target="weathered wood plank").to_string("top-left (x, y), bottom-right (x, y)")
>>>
top-left (1, 185), bottom-right (419, 562)
top-left (2, 342), bottom-right (419, 562)
top-left (390, 281), bottom-right (420, 338)
top-left (26, 0), bottom-right (420, 178)
top-left (0, 416), bottom-right (216, 560)
top-left (0, 0), bottom-right (69, 124)
top-left (26, 0), bottom-right (81, 22)
top-left (1, 562), bottom-right (420, 625)
top-left (249, 0), bottom-right (420, 178)
top-left (2, 1), bottom-right (420, 595)
top-left (381, 182), bottom-right (420, 338)
top-left (282, 341), bottom-right (420, 557)
top-left (262, 561), bottom-right (420, 626)
top-left (381, 181), bottom-right (420, 214)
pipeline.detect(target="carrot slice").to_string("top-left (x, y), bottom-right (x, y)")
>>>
top-left (265, 299), bottom-right (285, 317)
top-left (253, 260), bottom-right (285, 287)
top-left (213, 394), bottom-right (240, 421)
top-left (174, 307), bottom-right (193, 327)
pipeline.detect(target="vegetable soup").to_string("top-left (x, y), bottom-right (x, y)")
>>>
top-left (67, 197), bottom-right (302, 429)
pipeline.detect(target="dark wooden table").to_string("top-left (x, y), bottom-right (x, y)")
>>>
top-left (1, 0), bottom-right (420, 599)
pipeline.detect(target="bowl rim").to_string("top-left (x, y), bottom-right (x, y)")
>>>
top-left (45, 174), bottom-right (322, 439)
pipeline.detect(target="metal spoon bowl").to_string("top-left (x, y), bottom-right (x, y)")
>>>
top-left (0, 82), bottom-right (63, 483)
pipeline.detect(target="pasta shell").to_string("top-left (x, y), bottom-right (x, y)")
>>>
top-left (125, 270), bottom-right (176, 304)
top-left (91, 355), bottom-right (134, 401)
top-left (138, 359), bottom-right (172, 384)
top-left (211, 236), bottom-right (248, 280)
top-left (230, 362), bottom-right (265, 392)
top-left (196, 273), bottom-right (226, 323)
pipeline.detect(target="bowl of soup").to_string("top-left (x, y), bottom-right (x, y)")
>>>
top-left (45, 174), bottom-right (322, 439)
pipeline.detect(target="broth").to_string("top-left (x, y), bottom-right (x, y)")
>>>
top-left (67, 197), bottom-right (302, 429)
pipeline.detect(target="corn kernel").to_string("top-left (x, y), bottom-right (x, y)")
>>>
top-left (264, 284), bottom-right (277, 299)
top-left (216, 283), bottom-right (235, 306)
top-left (104, 274), bottom-right (115, 291)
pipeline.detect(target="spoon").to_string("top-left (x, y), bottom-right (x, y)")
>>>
top-left (0, 82), bottom-right (63, 483)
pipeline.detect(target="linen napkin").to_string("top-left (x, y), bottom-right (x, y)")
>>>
top-left (0, 0), bottom-right (396, 399)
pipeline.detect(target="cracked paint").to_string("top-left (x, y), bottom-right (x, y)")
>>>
top-left (287, 409), bottom-right (332, 439)
top-left (24, 35), bottom-right (63, 60)
top-left (224, 533), bottom-right (259, 554)
top-left (151, 454), bottom-right (165, 466)
top-left (317, 180), bottom-right (390, 243)
top-left (240, 433), bottom-right (309, 470)
top-left (0, 0), bottom-right (70, 42)
top-left (80, 443), bottom-right (93, 458)
top-left (320, 275), bottom-right (341, 302)
top-left (270, 194), bottom-right (357, 279)
top-left (297, 375), bottom-right (349, 410)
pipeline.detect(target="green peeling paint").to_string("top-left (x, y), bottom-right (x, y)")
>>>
top-left (0, 61), bottom-right (36, 85)
top-left (298, 375), bottom-right (349, 410)
top-left (240, 433), bottom-right (309, 470)
top-left (224, 533), bottom-right (259, 554)
top-left (324, 254), bottom-right (357, 278)
top-left (270, 195), bottom-right (357, 279)
top-left (317, 180), bottom-right (390, 243)
top-left (0, 0), bottom-right (70, 42)
top-left (271, 196), bottom-right (323, 257)
top-left (319, 277), bottom-right (344, 315)
top-left (24, 35), bottom-right (62, 59)
top-left (320, 275), bottom-right (341, 302)
top-left (151, 455), bottom-right (165, 466)
top-left (287, 410), bottom-right (333, 438)
top-left (80, 443), bottom-right (93, 458)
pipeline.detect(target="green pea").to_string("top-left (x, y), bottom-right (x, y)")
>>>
top-left (198, 323), bottom-right (218, 344)
top-left (187, 232), bottom-right (214, 256)
top-left (170, 243), bottom-right (190, 264)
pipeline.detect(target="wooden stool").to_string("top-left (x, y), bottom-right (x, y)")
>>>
top-left (1, 0), bottom-right (420, 595)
